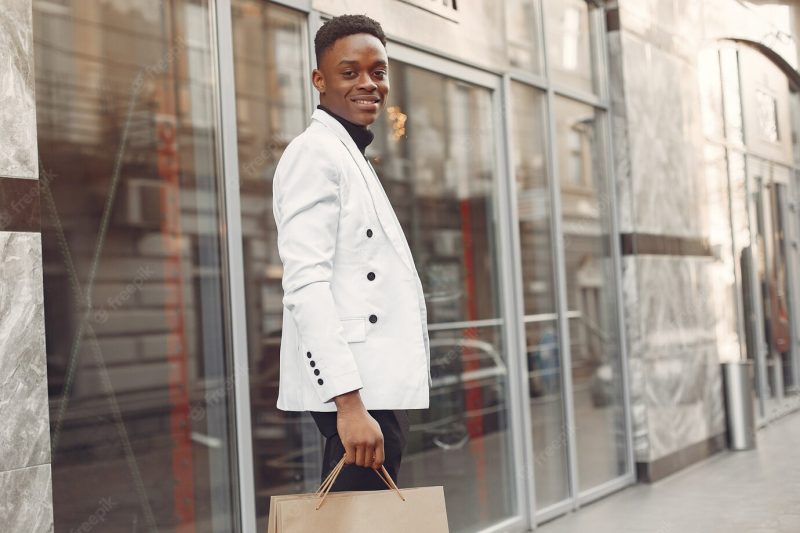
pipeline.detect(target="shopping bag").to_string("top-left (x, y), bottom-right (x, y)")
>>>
top-left (267, 454), bottom-right (449, 532)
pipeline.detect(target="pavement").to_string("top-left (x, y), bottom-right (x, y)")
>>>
top-left (537, 409), bottom-right (800, 533)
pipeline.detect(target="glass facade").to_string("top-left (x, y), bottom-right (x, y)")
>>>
top-left (542, 0), bottom-right (597, 93)
top-left (34, 0), bottom-right (239, 530)
top-left (508, 82), bottom-right (569, 508)
top-left (369, 62), bottom-right (517, 533)
top-left (31, 1), bottom-right (631, 532)
top-left (554, 97), bottom-right (627, 491)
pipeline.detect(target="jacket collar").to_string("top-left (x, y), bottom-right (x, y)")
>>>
top-left (310, 108), bottom-right (417, 277)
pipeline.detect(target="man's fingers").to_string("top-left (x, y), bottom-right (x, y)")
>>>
top-left (354, 445), bottom-right (366, 467)
top-left (343, 442), bottom-right (356, 464)
top-left (372, 439), bottom-right (385, 470)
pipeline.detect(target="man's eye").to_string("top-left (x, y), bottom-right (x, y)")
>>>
top-left (342, 71), bottom-right (355, 77)
top-left (374, 70), bottom-right (387, 78)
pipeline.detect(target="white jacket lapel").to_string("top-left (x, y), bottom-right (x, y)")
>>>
top-left (312, 109), bottom-right (416, 276)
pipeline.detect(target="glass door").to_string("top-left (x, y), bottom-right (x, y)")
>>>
top-left (34, 1), bottom-right (242, 530)
top-left (747, 158), bottom-right (799, 420)
top-left (553, 98), bottom-right (627, 494)
top-left (368, 51), bottom-right (525, 533)
top-left (229, 3), bottom-right (325, 529)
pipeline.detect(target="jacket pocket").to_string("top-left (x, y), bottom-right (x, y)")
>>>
top-left (339, 316), bottom-right (367, 343)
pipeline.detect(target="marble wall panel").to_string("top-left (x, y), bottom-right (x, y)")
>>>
top-left (0, 0), bottom-right (38, 179)
top-left (0, 463), bottom-right (53, 532)
top-left (0, 231), bottom-right (50, 472)
top-left (620, 30), bottom-right (707, 239)
top-left (699, 0), bottom-right (797, 68)
top-left (618, 0), bottom-right (704, 61)
top-left (621, 255), bottom-right (725, 462)
top-left (634, 255), bottom-right (719, 356)
top-left (644, 342), bottom-right (725, 461)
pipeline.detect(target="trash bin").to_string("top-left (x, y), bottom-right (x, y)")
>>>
top-left (721, 361), bottom-right (756, 450)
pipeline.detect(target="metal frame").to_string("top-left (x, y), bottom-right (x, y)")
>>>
top-left (600, 3), bottom-right (636, 490)
top-left (776, 172), bottom-right (799, 395)
top-left (494, 72), bottom-right (538, 533)
top-left (540, 34), bottom-right (582, 522)
top-left (790, 172), bottom-right (800, 391)
top-left (500, 72), bottom-right (541, 529)
top-left (530, 0), bottom-right (636, 523)
top-left (210, 1), bottom-right (257, 531)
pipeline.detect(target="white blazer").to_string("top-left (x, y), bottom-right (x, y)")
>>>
top-left (272, 108), bottom-right (431, 412)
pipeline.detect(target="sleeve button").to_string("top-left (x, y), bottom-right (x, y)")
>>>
top-left (366, 229), bottom-right (373, 238)
top-left (369, 314), bottom-right (378, 323)
top-left (367, 272), bottom-right (375, 281)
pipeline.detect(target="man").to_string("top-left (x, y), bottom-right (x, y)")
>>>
top-left (271, 14), bottom-right (431, 492)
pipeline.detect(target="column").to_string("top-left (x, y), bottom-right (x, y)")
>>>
top-left (0, 0), bottom-right (54, 530)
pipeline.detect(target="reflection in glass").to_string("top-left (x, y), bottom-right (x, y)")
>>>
top-left (554, 97), bottom-right (627, 491)
top-left (510, 83), bottom-right (556, 317)
top-left (508, 82), bottom-right (569, 506)
top-left (747, 158), bottom-right (797, 414)
top-left (230, 3), bottom-right (323, 527)
top-left (505, 0), bottom-right (543, 73)
top-left (370, 62), bottom-right (517, 533)
top-left (34, 1), bottom-right (238, 530)
top-left (542, 0), bottom-right (595, 93)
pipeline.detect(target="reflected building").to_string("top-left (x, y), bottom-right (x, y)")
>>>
top-left (0, 0), bottom-right (799, 532)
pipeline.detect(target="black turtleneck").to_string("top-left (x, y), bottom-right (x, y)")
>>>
top-left (317, 104), bottom-right (374, 157)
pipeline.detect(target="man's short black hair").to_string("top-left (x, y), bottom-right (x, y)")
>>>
top-left (314, 14), bottom-right (387, 66)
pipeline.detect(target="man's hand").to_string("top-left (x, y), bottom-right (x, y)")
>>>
top-left (334, 390), bottom-right (385, 469)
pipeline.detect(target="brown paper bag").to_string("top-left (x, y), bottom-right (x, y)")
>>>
top-left (267, 455), bottom-right (449, 533)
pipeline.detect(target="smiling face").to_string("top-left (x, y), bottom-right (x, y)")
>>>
top-left (312, 33), bottom-right (389, 126)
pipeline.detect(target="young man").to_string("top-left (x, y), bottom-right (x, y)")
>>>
top-left (271, 14), bottom-right (431, 491)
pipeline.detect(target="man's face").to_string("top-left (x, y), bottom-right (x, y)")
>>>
top-left (313, 33), bottom-right (389, 126)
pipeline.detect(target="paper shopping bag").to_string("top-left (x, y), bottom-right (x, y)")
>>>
top-left (267, 455), bottom-right (449, 533)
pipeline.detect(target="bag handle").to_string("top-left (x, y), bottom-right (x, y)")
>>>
top-left (315, 454), bottom-right (406, 510)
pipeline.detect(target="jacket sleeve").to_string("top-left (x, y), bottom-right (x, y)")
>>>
top-left (272, 138), bottom-right (363, 403)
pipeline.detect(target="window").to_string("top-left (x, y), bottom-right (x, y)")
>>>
top-left (34, 1), bottom-right (240, 530)
top-left (543, 0), bottom-right (597, 93)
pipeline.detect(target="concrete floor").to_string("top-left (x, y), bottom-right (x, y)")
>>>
top-left (537, 409), bottom-right (800, 533)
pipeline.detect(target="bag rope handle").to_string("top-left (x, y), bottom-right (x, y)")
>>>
top-left (315, 454), bottom-right (405, 510)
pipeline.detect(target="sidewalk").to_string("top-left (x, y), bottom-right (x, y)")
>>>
top-left (537, 410), bottom-right (800, 533)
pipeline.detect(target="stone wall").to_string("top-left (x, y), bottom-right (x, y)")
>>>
top-left (607, 0), bottom-right (796, 480)
top-left (0, 0), bottom-right (54, 530)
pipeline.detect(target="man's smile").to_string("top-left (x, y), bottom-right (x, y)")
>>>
top-left (351, 95), bottom-right (381, 110)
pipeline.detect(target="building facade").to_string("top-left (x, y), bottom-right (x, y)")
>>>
top-left (0, 0), bottom-right (798, 531)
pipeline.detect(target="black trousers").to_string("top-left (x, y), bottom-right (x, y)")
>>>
top-left (309, 409), bottom-right (410, 492)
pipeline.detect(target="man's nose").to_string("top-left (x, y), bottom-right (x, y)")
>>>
top-left (356, 72), bottom-right (378, 90)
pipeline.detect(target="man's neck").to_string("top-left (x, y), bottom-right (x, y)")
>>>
top-left (317, 104), bottom-right (374, 156)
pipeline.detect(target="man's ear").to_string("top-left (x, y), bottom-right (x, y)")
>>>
top-left (312, 69), bottom-right (325, 94)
